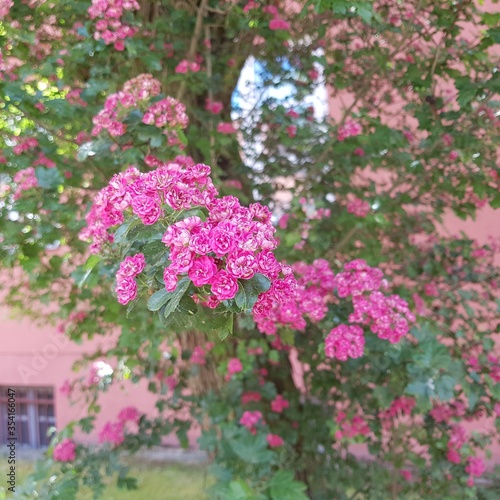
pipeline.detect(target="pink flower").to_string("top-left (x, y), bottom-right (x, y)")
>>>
top-left (209, 227), bottom-right (235, 256)
top-left (99, 421), bottom-right (125, 446)
top-left (118, 253), bottom-right (146, 277)
top-left (240, 411), bottom-right (263, 430)
top-left (53, 438), bottom-right (76, 462)
top-left (269, 18), bottom-right (290, 31)
top-left (325, 324), bottom-right (365, 361)
top-left (190, 346), bottom-right (206, 365)
top-left (163, 268), bottom-right (178, 292)
top-left (286, 125), bottom-right (297, 138)
top-left (131, 195), bottom-right (161, 225)
top-left (117, 406), bottom-right (140, 424)
top-left (175, 60), bottom-right (189, 74)
top-left (353, 147), bottom-right (365, 157)
top-left (424, 283), bottom-right (439, 297)
top-left (271, 395), bottom-right (290, 413)
top-left (338, 120), bottom-right (362, 141)
top-left (227, 358), bottom-right (243, 375)
top-left (267, 434), bottom-right (284, 447)
top-left (59, 380), bottom-right (72, 398)
top-left (465, 456), bottom-right (485, 478)
top-left (241, 392), bottom-right (262, 404)
top-left (449, 150), bottom-right (459, 160)
top-left (226, 251), bottom-right (257, 280)
top-left (308, 69), bottom-right (319, 81)
top-left (205, 99), bottom-right (223, 114)
top-left (347, 197), bottom-right (370, 217)
top-left (442, 133), bottom-right (454, 146)
top-left (115, 276), bottom-right (138, 305)
top-left (400, 469), bottom-right (412, 481)
top-left (114, 40), bottom-right (125, 51)
top-left (217, 122), bottom-right (236, 134)
top-left (188, 256), bottom-right (217, 287)
top-left (210, 270), bottom-right (238, 300)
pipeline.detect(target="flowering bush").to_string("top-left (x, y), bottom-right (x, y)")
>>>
top-left (0, 0), bottom-right (500, 498)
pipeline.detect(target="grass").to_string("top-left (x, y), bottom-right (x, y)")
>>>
top-left (0, 457), bottom-right (211, 499)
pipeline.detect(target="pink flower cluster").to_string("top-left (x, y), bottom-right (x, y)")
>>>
top-left (99, 406), bottom-right (140, 446)
top-left (161, 194), bottom-right (295, 307)
top-left (333, 259), bottom-right (415, 345)
top-left (325, 324), bottom-right (365, 361)
top-left (115, 253), bottom-right (145, 305)
top-left (240, 410), bottom-right (263, 433)
top-left (227, 358), bottom-right (243, 376)
top-left (175, 59), bottom-right (201, 74)
top-left (217, 122), bottom-right (235, 134)
top-left (349, 291), bottom-right (415, 344)
top-left (347, 196), bottom-right (370, 217)
top-left (99, 421), bottom-right (124, 446)
top-left (446, 424), bottom-right (467, 464)
top-left (241, 391), bottom-right (262, 404)
top-left (91, 74), bottom-right (164, 137)
top-left (264, 5), bottom-right (290, 31)
top-left (88, 0), bottom-right (139, 51)
top-left (12, 137), bottom-right (39, 155)
top-left (142, 97), bottom-right (189, 146)
top-left (267, 433), bottom-right (284, 447)
top-left (465, 456), bottom-right (485, 486)
top-left (335, 411), bottom-right (370, 440)
top-left (190, 345), bottom-right (207, 365)
top-left (66, 88), bottom-right (87, 107)
top-left (53, 438), bottom-right (77, 462)
top-left (253, 259), bottom-right (334, 335)
top-left (0, 0), bottom-right (13, 18)
top-left (13, 167), bottom-right (38, 199)
top-left (337, 119), bottom-right (362, 141)
top-left (79, 156), bottom-right (212, 253)
top-left (33, 152), bottom-right (56, 169)
top-left (271, 394), bottom-right (289, 413)
top-left (205, 99), bottom-right (223, 115)
top-left (430, 401), bottom-right (466, 423)
top-left (378, 396), bottom-right (415, 428)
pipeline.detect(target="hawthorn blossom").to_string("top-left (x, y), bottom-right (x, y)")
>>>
top-left (227, 358), bottom-right (243, 376)
top-left (217, 122), bottom-right (235, 134)
top-left (99, 421), bottom-right (125, 446)
top-left (118, 406), bottom-right (140, 424)
top-left (267, 434), bottom-right (284, 447)
top-left (271, 395), bottom-right (290, 413)
top-left (53, 438), bottom-right (76, 462)
top-left (240, 410), bottom-right (263, 431)
top-left (325, 324), bottom-right (365, 361)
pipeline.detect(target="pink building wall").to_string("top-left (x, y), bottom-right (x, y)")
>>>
top-left (0, 305), bottom-right (161, 445)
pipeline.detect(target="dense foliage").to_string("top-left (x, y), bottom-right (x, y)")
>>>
top-left (1, 0), bottom-right (500, 498)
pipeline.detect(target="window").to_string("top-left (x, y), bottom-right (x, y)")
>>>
top-left (0, 386), bottom-right (55, 448)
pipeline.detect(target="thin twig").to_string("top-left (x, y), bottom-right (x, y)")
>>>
top-left (176, 0), bottom-right (209, 102)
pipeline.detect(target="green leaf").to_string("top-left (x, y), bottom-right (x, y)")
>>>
top-left (162, 277), bottom-right (190, 321)
top-left (230, 433), bottom-right (273, 465)
top-left (83, 254), bottom-right (101, 271)
top-left (210, 312), bottom-right (234, 341)
top-left (269, 471), bottom-right (308, 500)
top-left (35, 167), bottom-right (63, 189)
top-left (435, 375), bottom-right (455, 401)
top-left (490, 194), bottom-right (500, 209)
top-left (234, 273), bottom-right (271, 312)
top-left (147, 288), bottom-right (171, 312)
top-left (226, 480), bottom-right (256, 500)
top-left (127, 223), bottom-right (163, 242)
